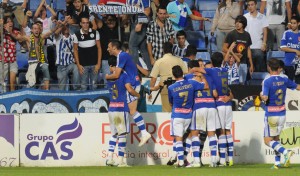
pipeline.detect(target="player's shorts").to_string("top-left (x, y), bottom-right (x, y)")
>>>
top-left (127, 85), bottom-right (141, 103)
top-left (216, 105), bottom-right (233, 130)
top-left (108, 111), bottom-right (130, 135)
top-left (190, 108), bottom-right (217, 131)
top-left (264, 115), bottom-right (285, 137)
top-left (170, 118), bottom-right (192, 137)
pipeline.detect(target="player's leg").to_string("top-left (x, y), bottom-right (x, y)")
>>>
top-left (117, 133), bottom-right (129, 167)
top-left (167, 139), bottom-right (178, 166)
top-left (225, 106), bottom-right (234, 166)
top-left (216, 106), bottom-right (227, 166)
top-left (183, 131), bottom-right (192, 166)
top-left (187, 109), bottom-right (203, 167)
top-left (199, 131), bottom-right (207, 166)
top-left (171, 118), bottom-right (190, 167)
top-left (207, 108), bottom-right (218, 167)
top-left (264, 116), bottom-right (294, 168)
top-left (116, 111), bottom-right (130, 167)
top-left (107, 112), bottom-right (119, 166)
top-left (190, 130), bottom-right (200, 167)
top-left (127, 89), bottom-right (151, 147)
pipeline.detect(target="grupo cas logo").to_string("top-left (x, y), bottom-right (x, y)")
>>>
top-left (25, 118), bottom-right (82, 160)
top-left (280, 122), bottom-right (300, 149)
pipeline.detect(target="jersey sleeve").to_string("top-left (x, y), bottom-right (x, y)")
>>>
top-left (116, 53), bottom-right (126, 69)
top-left (262, 79), bottom-right (270, 96)
top-left (280, 31), bottom-right (288, 48)
top-left (95, 30), bottom-right (100, 40)
top-left (73, 34), bottom-right (79, 44)
top-left (286, 77), bottom-right (298, 90)
top-left (168, 87), bottom-right (173, 105)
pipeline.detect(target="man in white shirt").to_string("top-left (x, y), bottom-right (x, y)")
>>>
top-left (245, 0), bottom-right (269, 72)
top-left (260, 0), bottom-right (292, 50)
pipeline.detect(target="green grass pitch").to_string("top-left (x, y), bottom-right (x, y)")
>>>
top-left (1, 165), bottom-right (300, 176)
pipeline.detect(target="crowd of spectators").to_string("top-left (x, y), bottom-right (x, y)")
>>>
top-left (0, 0), bottom-right (300, 93)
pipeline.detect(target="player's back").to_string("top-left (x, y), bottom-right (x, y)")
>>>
top-left (262, 75), bottom-right (297, 116)
top-left (205, 67), bottom-right (230, 106)
top-left (168, 79), bottom-right (195, 119)
top-left (107, 72), bottom-right (129, 112)
top-left (194, 75), bottom-right (216, 109)
top-left (117, 51), bottom-right (139, 86)
top-left (185, 73), bottom-right (216, 109)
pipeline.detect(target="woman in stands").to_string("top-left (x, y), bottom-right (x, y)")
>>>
top-left (0, 16), bottom-right (25, 92)
top-left (210, 0), bottom-right (241, 53)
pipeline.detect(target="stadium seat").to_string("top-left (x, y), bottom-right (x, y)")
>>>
top-left (248, 72), bottom-right (269, 85)
top-left (196, 52), bottom-right (210, 61)
top-left (266, 51), bottom-right (285, 61)
top-left (54, 0), bottom-right (67, 11)
top-left (201, 10), bottom-right (215, 18)
top-left (185, 0), bottom-right (195, 9)
top-left (186, 31), bottom-right (207, 50)
top-left (197, 0), bottom-right (219, 12)
top-left (89, 0), bottom-right (100, 5)
top-left (29, 0), bottom-right (52, 11)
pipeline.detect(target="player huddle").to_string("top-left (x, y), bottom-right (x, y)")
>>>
top-left (167, 52), bottom-right (234, 168)
top-left (104, 39), bottom-right (300, 169)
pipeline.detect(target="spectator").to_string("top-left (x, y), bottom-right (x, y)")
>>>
top-left (67, 0), bottom-right (97, 33)
top-left (0, 16), bottom-right (25, 92)
top-left (2, 0), bottom-right (27, 27)
top-left (222, 42), bottom-right (242, 85)
top-left (166, 0), bottom-right (209, 32)
top-left (149, 42), bottom-right (188, 112)
top-left (128, 0), bottom-right (152, 70)
top-left (280, 16), bottom-right (300, 83)
top-left (223, 15), bottom-right (254, 84)
top-left (172, 30), bottom-right (188, 57)
top-left (146, 6), bottom-right (175, 65)
top-left (211, 0), bottom-right (241, 52)
top-left (24, 21), bottom-right (61, 90)
top-left (34, 0), bottom-right (58, 79)
top-left (260, 0), bottom-right (292, 50)
top-left (54, 23), bottom-right (80, 91)
top-left (244, 0), bottom-right (269, 72)
top-left (73, 17), bottom-right (102, 91)
top-left (34, 0), bottom-right (57, 33)
top-left (97, 15), bottom-right (124, 88)
top-left (181, 44), bottom-right (197, 68)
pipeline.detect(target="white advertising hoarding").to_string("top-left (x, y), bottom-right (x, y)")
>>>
top-left (0, 114), bottom-right (19, 167)
top-left (19, 112), bottom-right (300, 166)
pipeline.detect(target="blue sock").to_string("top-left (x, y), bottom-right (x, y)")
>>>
top-left (118, 135), bottom-right (127, 157)
top-left (209, 136), bottom-right (217, 163)
top-left (219, 135), bottom-right (227, 164)
top-left (275, 151), bottom-right (281, 165)
top-left (108, 135), bottom-right (117, 160)
top-left (132, 112), bottom-right (147, 135)
top-left (269, 140), bottom-right (287, 155)
top-left (176, 141), bottom-right (184, 165)
top-left (226, 134), bottom-right (234, 161)
top-left (183, 137), bottom-right (192, 160)
top-left (172, 139), bottom-right (177, 158)
top-left (191, 136), bottom-right (200, 163)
